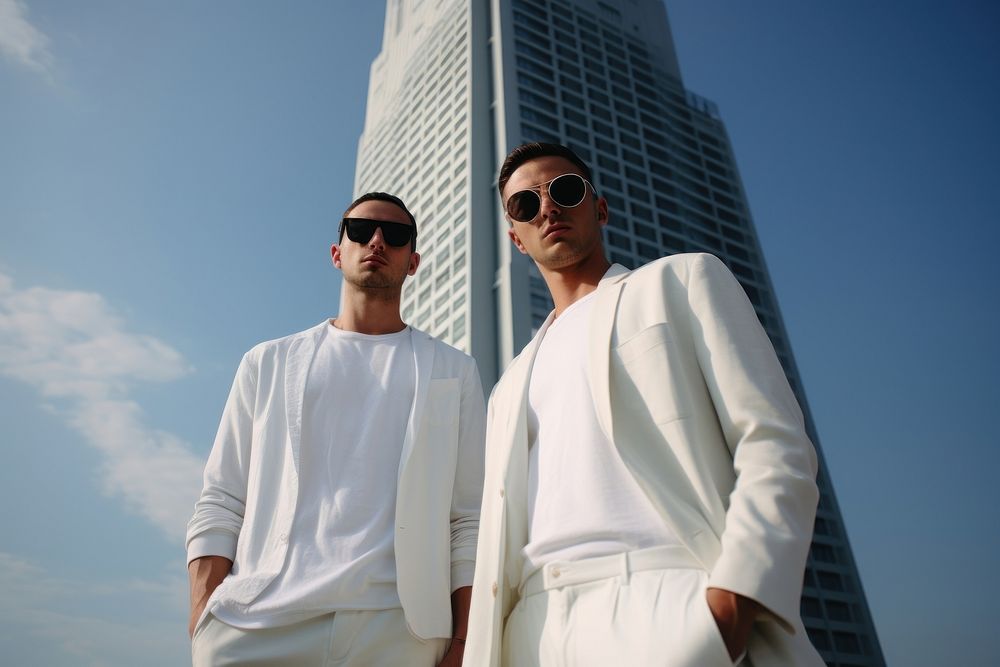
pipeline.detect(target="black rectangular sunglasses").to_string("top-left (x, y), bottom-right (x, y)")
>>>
top-left (340, 218), bottom-right (416, 248)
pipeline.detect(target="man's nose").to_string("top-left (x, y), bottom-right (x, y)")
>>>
top-left (538, 187), bottom-right (562, 221)
top-left (369, 227), bottom-right (386, 248)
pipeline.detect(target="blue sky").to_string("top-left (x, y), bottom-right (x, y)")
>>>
top-left (1, 1), bottom-right (997, 665)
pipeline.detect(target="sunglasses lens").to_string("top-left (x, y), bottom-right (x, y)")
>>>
top-left (549, 174), bottom-right (587, 207)
top-left (506, 190), bottom-right (541, 222)
top-left (380, 223), bottom-right (412, 247)
top-left (345, 219), bottom-right (377, 244)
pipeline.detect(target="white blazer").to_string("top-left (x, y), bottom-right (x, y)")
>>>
top-left (467, 254), bottom-right (825, 666)
top-left (186, 321), bottom-right (486, 640)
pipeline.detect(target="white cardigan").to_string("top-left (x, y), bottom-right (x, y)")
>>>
top-left (186, 322), bottom-right (486, 639)
top-left (467, 254), bottom-right (825, 666)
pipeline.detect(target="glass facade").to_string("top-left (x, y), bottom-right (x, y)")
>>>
top-left (355, 1), bottom-right (473, 351)
top-left (355, 1), bottom-right (884, 664)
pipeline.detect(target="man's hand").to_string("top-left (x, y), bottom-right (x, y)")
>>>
top-left (436, 586), bottom-right (471, 666)
top-left (437, 640), bottom-right (464, 667)
top-left (706, 587), bottom-right (761, 661)
top-left (188, 556), bottom-right (232, 638)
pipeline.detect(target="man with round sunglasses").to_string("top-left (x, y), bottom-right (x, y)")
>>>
top-left (187, 192), bottom-right (485, 666)
top-left (466, 144), bottom-right (824, 667)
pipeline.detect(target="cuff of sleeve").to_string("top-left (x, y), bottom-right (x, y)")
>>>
top-left (451, 559), bottom-right (475, 592)
top-left (706, 570), bottom-right (795, 635)
top-left (187, 529), bottom-right (238, 565)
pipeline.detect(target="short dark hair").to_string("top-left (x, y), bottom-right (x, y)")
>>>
top-left (497, 143), bottom-right (594, 197)
top-left (340, 191), bottom-right (417, 250)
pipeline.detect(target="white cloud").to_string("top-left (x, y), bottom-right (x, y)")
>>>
top-left (0, 273), bottom-right (204, 542)
top-left (0, 552), bottom-right (190, 667)
top-left (0, 0), bottom-right (54, 76)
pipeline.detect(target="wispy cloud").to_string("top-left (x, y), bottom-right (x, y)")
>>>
top-left (0, 0), bottom-right (54, 76)
top-left (0, 552), bottom-right (190, 666)
top-left (0, 273), bottom-right (204, 542)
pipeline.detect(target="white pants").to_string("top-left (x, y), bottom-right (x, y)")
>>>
top-left (191, 608), bottom-right (449, 667)
top-left (502, 546), bottom-right (741, 667)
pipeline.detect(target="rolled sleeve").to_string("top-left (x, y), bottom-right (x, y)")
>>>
top-left (185, 352), bottom-right (257, 565)
top-left (449, 358), bottom-right (486, 590)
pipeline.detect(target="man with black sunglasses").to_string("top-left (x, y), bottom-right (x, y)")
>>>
top-left (466, 144), bottom-right (824, 667)
top-left (187, 192), bottom-right (485, 667)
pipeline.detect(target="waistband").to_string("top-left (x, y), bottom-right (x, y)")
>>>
top-left (520, 545), bottom-right (703, 598)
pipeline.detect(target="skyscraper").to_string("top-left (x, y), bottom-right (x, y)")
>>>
top-left (353, 1), bottom-right (884, 664)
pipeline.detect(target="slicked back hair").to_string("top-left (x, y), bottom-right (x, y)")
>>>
top-left (497, 142), bottom-right (594, 198)
top-left (340, 192), bottom-right (417, 251)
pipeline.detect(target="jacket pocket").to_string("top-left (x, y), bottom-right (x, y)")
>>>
top-left (613, 323), bottom-right (689, 425)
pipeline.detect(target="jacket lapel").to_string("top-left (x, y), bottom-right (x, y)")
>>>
top-left (398, 327), bottom-right (435, 483)
top-left (587, 265), bottom-right (629, 444)
top-left (285, 321), bottom-right (328, 471)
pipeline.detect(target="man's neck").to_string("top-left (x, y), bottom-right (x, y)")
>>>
top-left (540, 254), bottom-right (612, 317)
top-left (334, 288), bottom-right (406, 335)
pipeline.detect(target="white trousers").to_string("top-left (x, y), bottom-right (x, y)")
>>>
top-left (191, 608), bottom-right (448, 667)
top-left (502, 546), bottom-right (741, 667)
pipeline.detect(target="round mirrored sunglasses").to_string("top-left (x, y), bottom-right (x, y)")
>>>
top-left (504, 173), bottom-right (595, 223)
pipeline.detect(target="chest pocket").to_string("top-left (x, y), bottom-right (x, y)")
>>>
top-left (612, 323), bottom-right (689, 426)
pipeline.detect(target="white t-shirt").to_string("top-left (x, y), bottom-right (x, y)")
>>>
top-left (521, 292), bottom-right (680, 586)
top-left (214, 322), bottom-right (414, 628)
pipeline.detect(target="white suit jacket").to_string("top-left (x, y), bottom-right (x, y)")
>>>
top-left (186, 321), bottom-right (486, 640)
top-left (467, 254), bottom-right (824, 666)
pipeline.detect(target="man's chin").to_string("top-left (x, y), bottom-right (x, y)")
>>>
top-left (535, 248), bottom-right (586, 270)
top-left (347, 274), bottom-right (404, 291)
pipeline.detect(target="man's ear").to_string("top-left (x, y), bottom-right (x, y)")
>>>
top-left (331, 243), bottom-right (342, 269)
top-left (508, 228), bottom-right (528, 255)
top-left (407, 251), bottom-right (421, 276)
top-left (596, 197), bottom-right (609, 227)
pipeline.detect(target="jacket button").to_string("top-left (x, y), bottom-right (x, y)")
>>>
top-left (491, 582), bottom-right (498, 597)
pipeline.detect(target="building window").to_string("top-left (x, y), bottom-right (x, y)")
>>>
top-left (552, 15), bottom-right (573, 32)
top-left (564, 108), bottom-right (587, 127)
top-left (806, 627), bottom-right (831, 651)
top-left (521, 122), bottom-right (560, 145)
top-left (515, 40), bottom-right (553, 64)
top-left (590, 104), bottom-right (612, 121)
top-left (520, 89), bottom-right (558, 114)
top-left (607, 230), bottom-right (631, 250)
top-left (599, 172), bottom-right (622, 192)
top-left (562, 91), bottom-right (585, 109)
top-left (811, 543), bottom-right (837, 564)
top-left (800, 596), bottom-right (822, 619)
top-left (595, 137), bottom-right (617, 155)
top-left (816, 571), bottom-right (844, 592)
top-left (833, 632), bottom-right (862, 655)
top-left (566, 124), bottom-right (589, 142)
top-left (631, 204), bottom-right (653, 222)
top-left (592, 120), bottom-right (614, 138)
top-left (519, 72), bottom-right (555, 96)
top-left (560, 74), bottom-right (583, 93)
top-left (825, 600), bottom-right (853, 623)
top-left (596, 153), bottom-right (618, 171)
